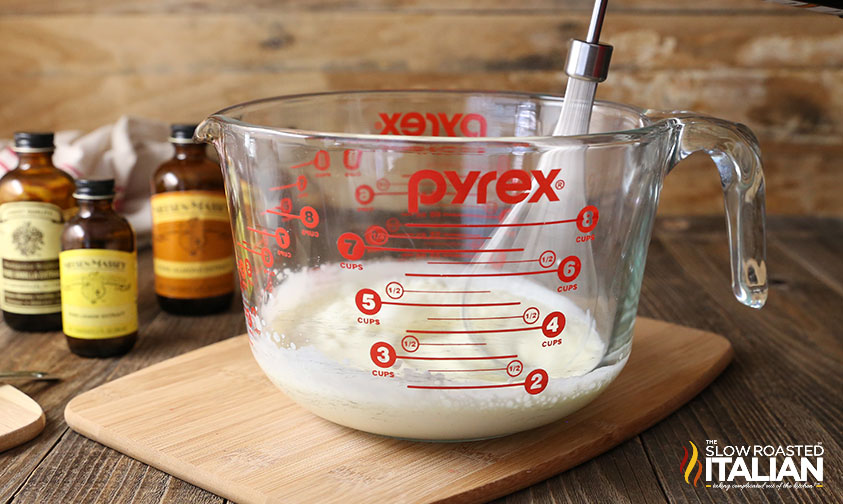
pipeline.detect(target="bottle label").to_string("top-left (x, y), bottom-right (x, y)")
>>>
top-left (60, 249), bottom-right (138, 339)
top-left (0, 202), bottom-right (63, 314)
top-left (150, 191), bottom-right (234, 299)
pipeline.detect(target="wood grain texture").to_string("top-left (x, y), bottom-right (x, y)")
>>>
top-left (0, 0), bottom-right (789, 16)
top-left (1, 218), bottom-right (841, 503)
top-left (62, 318), bottom-right (732, 504)
top-left (0, 385), bottom-right (45, 453)
top-left (0, 252), bottom-right (238, 504)
top-left (0, 1), bottom-right (840, 215)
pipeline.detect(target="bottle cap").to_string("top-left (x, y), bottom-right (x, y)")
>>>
top-left (169, 124), bottom-right (199, 144)
top-left (13, 132), bottom-right (55, 153)
top-left (73, 179), bottom-right (115, 200)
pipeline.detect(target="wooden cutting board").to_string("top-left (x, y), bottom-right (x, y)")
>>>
top-left (0, 384), bottom-right (46, 453)
top-left (65, 317), bottom-right (732, 504)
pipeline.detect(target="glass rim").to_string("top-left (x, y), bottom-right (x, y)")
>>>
top-left (201, 89), bottom-right (670, 145)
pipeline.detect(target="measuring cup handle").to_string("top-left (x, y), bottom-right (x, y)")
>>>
top-left (649, 111), bottom-right (768, 309)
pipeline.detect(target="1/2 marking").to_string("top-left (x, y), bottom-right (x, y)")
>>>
top-left (401, 335), bottom-right (419, 353)
top-left (539, 250), bottom-right (556, 268)
top-left (386, 281), bottom-right (404, 299)
top-left (365, 225), bottom-right (389, 245)
top-left (522, 306), bottom-right (540, 324)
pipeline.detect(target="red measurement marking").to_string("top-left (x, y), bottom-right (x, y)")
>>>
top-left (408, 382), bottom-right (525, 390)
top-left (382, 301), bottom-right (519, 308)
top-left (417, 343), bottom-right (487, 346)
top-left (398, 354), bottom-right (518, 361)
top-left (404, 290), bottom-right (491, 294)
top-left (315, 173), bottom-right (331, 178)
top-left (269, 176), bottom-right (307, 191)
top-left (246, 226), bottom-right (275, 237)
top-left (375, 191), bottom-right (408, 196)
top-left (406, 326), bottom-right (539, 335)
top-left (364, 246), bottom-right (522, 254)
top-left (440, 212), bottom-right (497, 218)
top-left (406, 270), bottom-right (557, 278)
top-left (266, 209), bottom-right (300, 220)
top-left (404, 218), bottom-right (577, 229)
top-left (388, 234), bottom-right (490, 241)
top-left (428, 368), bottom-right (507, 372)
top-left (427, 258), bottom-right (536, 265)
top-left (428, 315), bottom-right (522, 321)
top-left (237, 242), bottom-right (261, 254)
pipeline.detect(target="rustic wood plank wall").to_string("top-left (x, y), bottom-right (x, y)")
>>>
top-left (0, 0), bottom-right (840, 215)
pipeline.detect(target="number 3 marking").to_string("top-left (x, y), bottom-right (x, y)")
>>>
top-left (370, 342), bottom-right (397, 368)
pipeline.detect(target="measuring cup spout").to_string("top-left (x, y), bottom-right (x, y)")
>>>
top-left (651, 111), bottom-right (768, 309)
top-left (194, 117), bottom-right (223, 145)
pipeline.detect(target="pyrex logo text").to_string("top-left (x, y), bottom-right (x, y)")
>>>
top-left (378, 112), bottom-right (487, 137)
top-left (408, 169), bottom-right (560, 214)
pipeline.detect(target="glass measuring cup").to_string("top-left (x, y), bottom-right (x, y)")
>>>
top-left (196, 90), bottom-right (766, 441)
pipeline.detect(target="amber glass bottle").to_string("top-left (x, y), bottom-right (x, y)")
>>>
top-left (60, 179), bottom-right (137, 357)
top-left (0, 132), bottom-right (75, 331)
top-left (151, 124), bottom-right (234, 316)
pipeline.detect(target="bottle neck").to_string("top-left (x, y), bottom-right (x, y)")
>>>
top-left (173, 143), bottom-right (206, 161)
top-left (15, 151), bottom-right (55, 170)
top-left (76, 198), bottom-right (115, 216)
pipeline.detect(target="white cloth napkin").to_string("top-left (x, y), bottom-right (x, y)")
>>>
top-left (0, 116), bottom-right (175, 246)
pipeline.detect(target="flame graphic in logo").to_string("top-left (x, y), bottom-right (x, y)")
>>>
top-left (680, 441), bottom-right (703, 486)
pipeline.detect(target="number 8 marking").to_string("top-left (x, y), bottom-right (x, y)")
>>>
top-left (576, 205), bottom-right (599, 233)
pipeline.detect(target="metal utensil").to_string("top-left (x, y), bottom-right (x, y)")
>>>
top-left (0, 371), bottom-right (61, 381)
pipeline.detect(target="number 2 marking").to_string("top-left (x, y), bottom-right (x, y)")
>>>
top-left (524, 369), bottom-right (548, 395)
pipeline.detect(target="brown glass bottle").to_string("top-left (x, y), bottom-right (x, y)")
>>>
top-left (0, 132), bottom-right (75, 331)
top-left (151, 124), bottom-right (234, 316)
top-left (60, 179), bottom-right (137, 357)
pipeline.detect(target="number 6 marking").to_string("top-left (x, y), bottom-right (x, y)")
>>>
top-left (557, 255), bottom-right (581, 283)
top-left (524, 369), bottom-right (548, 395)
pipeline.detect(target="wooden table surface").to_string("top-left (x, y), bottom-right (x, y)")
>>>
top-left (1, 216), bottom-right (840, 503)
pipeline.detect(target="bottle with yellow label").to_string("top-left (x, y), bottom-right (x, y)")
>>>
top-left (0, 132), bottom-right (75, 332)
top-left (151, 124), bottom-right (234, 315)
top-left (60, 179), bottom-right (137, 357)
